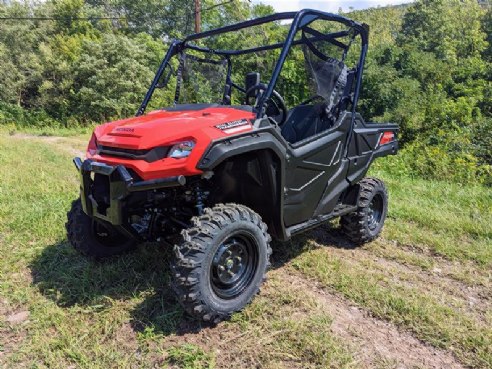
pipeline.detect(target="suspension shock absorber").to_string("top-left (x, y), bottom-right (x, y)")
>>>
top-left (194, 184), bottom-right (210, 216)
top-left (195, 185), bottom-right (205, 215)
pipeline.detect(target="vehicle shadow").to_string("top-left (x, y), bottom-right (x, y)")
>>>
top-left (270, 222), bottom-right (359, 269)
top-left (29, 240), bottom-right (204, 336)
top-left (29, 223), bottom-right (357, 336)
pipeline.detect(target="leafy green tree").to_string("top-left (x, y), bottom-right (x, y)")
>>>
top-left (70, 33), bottom-right (159, 122)
top-left (483, 8), bottom-right (492, 61)
top-left (0, 2), bottom-right (53, 108)
top-left (398, 0), bottom-right (487, 62)
top-left (0, 43), bottom-right (25, 105)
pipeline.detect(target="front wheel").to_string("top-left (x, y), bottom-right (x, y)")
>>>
top-left (66, 199), bottom-right (137, 258)
top-left (340, 178), bottom-right (388, 244)
top-left (171, 204), bottom-right (272, 323)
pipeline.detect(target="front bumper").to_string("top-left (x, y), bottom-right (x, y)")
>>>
top-left (73, 157), bottom-right (186, 226)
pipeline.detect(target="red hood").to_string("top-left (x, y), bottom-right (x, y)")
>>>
top-left (88, 107), bottom-right (256, 181)
top-left (95, 107), bottom-right (255, 150)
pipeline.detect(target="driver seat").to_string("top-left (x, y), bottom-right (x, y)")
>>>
top-left (281, 103), bottom-right (332, 144)
top-left (281, 69), bottom-right (356, 144)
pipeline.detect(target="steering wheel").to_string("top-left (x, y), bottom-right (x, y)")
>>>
top-left (300, 94), bottom-right (325, 106)
top-left (244, 83), bottom-right (288, 126)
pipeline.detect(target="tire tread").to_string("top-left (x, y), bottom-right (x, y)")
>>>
top-left (171, 203), bottom-right (271, 323)
top-left (65, 198), bottom-right (136, 258)
top-left (340, 177), bottom-right (388, 244)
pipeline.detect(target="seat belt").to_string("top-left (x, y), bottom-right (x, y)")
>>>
top-left (325, 66), bottom-right (348, 121)
top-left (336, 69), bottom-right (356, 113)
top-left (173, 52), bottom-right (185, 105)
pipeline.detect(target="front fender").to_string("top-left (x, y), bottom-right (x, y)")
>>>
top-left (197, 128), bottom-right (290, 241)
top-left (197, 129), bottom-right (287, 171)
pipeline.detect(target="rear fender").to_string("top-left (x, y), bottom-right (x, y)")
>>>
top-left (346, 114), bottom-right (399, 184)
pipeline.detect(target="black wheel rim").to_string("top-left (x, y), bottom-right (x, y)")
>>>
top-left (367, 194), bottom-right (384, 231)
top-left (92, 220), bottom-right (128, 248)
top-left (211, 232), bottom-right (259, 300)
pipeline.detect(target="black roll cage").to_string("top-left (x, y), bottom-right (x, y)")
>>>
top-left (137, 9), bottom-right (369, 121)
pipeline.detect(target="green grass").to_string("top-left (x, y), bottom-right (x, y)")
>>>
top-left (371, 164), bottom-right (492, 267)
top-left (0, 131), bottom-right (354, 368)
top-left (0, 129), bottom-right (491, 368)
top-left (167, 345), bottom-right (216, 369)
top-left (2, 122), bottom-right (94, 137)
top-left (227, 277), bottom-right (354, 368)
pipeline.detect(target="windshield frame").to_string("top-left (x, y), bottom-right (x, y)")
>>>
top-left (137, 9), bottom-right (368, 119)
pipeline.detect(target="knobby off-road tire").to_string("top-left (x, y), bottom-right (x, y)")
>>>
top-left (340, 177), bottom-right (388, 244)
top-left (66, 198), bottom-right (137, 258)
top-left (171, 204), bottom-right (272, 323)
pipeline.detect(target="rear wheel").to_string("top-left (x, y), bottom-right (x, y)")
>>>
top-left (340, 178), bottom-right (388, 244)
top-left (66, 198), bottom-right (137, 258)
top-left (171, 204), bottom-right (271, 323)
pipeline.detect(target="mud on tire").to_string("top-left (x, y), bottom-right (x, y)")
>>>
top-left (340, 177), bottom-right (388, 244)
top-left (171, 203), bottom-right (272, 323)
top-left (66, 198), bottom-right (137, 258)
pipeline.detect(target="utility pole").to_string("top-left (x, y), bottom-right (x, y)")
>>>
top-left (194, 0), bottom-right (201, 33)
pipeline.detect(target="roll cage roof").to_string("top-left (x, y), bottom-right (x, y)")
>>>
top-left (137, 9), bottom-right (369, 118)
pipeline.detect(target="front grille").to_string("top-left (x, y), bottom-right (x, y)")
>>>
top-left (98, 145), bottom-right (169, 163)
top-left (100, 146), bottom-right (149, 156)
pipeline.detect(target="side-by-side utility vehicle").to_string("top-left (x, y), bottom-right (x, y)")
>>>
top-left (67, 10), bottom-right (399, 322)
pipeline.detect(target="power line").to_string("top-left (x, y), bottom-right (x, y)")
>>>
top-left (202, 0), bottom-right (235, 12)
top-left (0, 0), bottom-right (243, 38)
top-left (0, 16), bottom-right (126, 20)
top-left (0, 1), bottom-right (237, 22)
top-left (193, 0), bottom-right (237, 33)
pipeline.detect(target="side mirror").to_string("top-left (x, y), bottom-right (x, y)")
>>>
top-left (245, 72), bottom-right (260, 95)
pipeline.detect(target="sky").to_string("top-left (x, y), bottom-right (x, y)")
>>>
top-left (252, 0), bottom-right (414, 13)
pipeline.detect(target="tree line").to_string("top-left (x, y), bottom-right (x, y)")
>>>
top-left (0, 0), bottom-right (490, 184)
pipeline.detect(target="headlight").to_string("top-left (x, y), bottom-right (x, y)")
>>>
top-left (168, 140), bottom-right (195, 159)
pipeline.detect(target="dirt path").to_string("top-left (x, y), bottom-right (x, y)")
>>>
top-left (157, 265), bottom-right (466, 369)
top-left (279, 269), bottom-right (466, 369)
top-left (9, 133), bottom-right (86, 157)
top-left (307, 227), bottom-right (491, 322)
